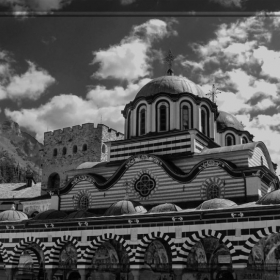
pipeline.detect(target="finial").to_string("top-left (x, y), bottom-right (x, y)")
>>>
top-left (206, 84), bottom-right (221, 103)
top-left (11, 204), bottom-right (15, 210)
top-left (165, 49), bottom-right (175, 76)
top-left (124, 180), bottom-right (130, 200)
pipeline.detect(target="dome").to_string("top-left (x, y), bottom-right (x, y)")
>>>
top-left (67, 210), bottom-right (95, 219)
top-left (104, 200), bottom-right (147, 216)
top-left (256, 189), bottom-right (280, 205)
top-left (32, 209), bottom-right (67, 220)
top-left (217, 111), bottom-right (244, 131)
top-left (0, 209), bottom-right (28, 221)
top-left (135, 75), bottom-right (205, 99)
top-left (148, 203), bottom-right (182, 213)
top-left (196, 198), bottom-right (237, 210)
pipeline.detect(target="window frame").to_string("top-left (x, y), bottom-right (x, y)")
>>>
top-left (225, 133), bottom-right (236, 146)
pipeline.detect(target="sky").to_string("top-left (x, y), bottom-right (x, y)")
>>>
top-left (0, 0), bottom-right (280, 174)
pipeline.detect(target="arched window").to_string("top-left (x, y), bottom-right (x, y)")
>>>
top-left (181, 102), bottom-right (193, 130)
top-left (102, 143), bottom-right (106, 153)
top-left (53, 148), bottom-right (57, 157)
top-left (242, 136), bottom-right (248, 144)
top-left (138, 107), bottom-right (146, 136)
top-left (201, 106), bottom-right (209, 137)
top-left (73, 145), bottom-right (77, 154)
top-left (225, 133), bottom-right (235, 146)
top-left (261, 156), bottom-right (263, 166)
top-left (47, 172), bottom-right (60, 189)
top-left (82, 144), bottom-right (87, 151)
top-left (62, 147), bottom-right (67, 155)
top-left (160, 105), bottom-right (167, 131)
top-left (78, 195), bottom-right (89, 210)
top-left (127, 111), bottom-right (131, 139)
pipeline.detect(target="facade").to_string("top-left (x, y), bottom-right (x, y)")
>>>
top-left (0, 73), bottom-right (279, 280)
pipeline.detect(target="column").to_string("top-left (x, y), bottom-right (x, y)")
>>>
top-left (79, 269), bottom-right (87, 280)
top-left (131, 269), bottom-right (140, 280)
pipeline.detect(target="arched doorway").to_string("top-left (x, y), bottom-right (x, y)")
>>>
top-left (185, 237), bottom-right (234, 280)
top-left (68, 271), bottom-right (81, 280)
top-left (48, 173), bottom-right (60, 189)
top-left (54, 243), bottom-right (77, 280)
top-left (141, 239), bottom-right (172, 280)
top-left (90, 240), bottom-right (130, 280)
top-left (15, 243), bottom-right (45, 280)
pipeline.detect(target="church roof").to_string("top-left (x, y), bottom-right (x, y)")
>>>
top-left (76, 162), bottom-right (100, 169)
top-left (32, 209), bottom-right (67, 220)
top-left (0, 208), bottom-right (28, 221)
top-left (148, 203), bottom-right (182, 213)
top-left (67, 210), bottom-right (95, 219)
top-left (256, 189), bottom-right (280, 205)
top-left (135, 75), bottom-right (205, 99)
top-left (196, 198), bottom-right (237, 210)
top-left (104, 200), bottom-right (147, 216)
top-left (216, 111), bottom-right (244, 131)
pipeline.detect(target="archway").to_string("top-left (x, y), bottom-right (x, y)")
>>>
top-left (90, 240), bottom-right (130, 280)
top-left (48, 172), bottom-right (60, 189)
top-left (184, 237), bottom-right (234, 280)
top-left (68, 271), bottom-right (81, 280)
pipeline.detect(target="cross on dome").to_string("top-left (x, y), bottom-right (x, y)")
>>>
top-left (207, 84), bottom-right (221, 103)
top-left (165, 49), bottom-right (175, 76)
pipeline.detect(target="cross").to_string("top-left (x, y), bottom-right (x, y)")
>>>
top-left (165, 49), bottom-right (175, 69)
top-left (206, 84), bottom-right (221, 103)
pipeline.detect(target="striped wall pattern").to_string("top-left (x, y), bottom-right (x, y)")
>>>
top-left (23, 249), bottom-right (40, 272)
top-left (48, 235), bottom-right (82, 266)
top-left (109, 134), bottom-right (191, 161)
top-left (10, 237), bottom-right (47, 266)
top-left (249, 147), bottom-right (269, 169)
top-left (61, 162), bottom-right (245, 211)
top-left (178, 229), bottom-right (238, 264)
top-left (135, 232), bottom-right (177, 265)
top-left (194, 138), bottom-right (205, 153)
top-left (240, 226), bottom-right (278, 262)
top-left (82, 233), bottom-right (134, 265)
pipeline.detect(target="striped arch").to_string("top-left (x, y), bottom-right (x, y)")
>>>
top-left (49, 235), bottom-right (82, 266)
top-left (0, 242), bottom-right (9, 264)
top-left (178, 229), bottom-right (237, 264)
top-left (135, 231), bottom-right (177, 265)
top-left (22, 249), bottom-right (40, 271)
top-left (10, 237), bottom-right (47, 265)
top-left (240, 226), bottom-right (278, 262)
top-left (82, 233), bottom-right (133, 265)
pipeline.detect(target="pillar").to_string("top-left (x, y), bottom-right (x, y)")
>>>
top-left (79, 269), bottom-right (87, 280)
top-left (46, 269), bottom-right (54, 280)
top-left (5, 269), bottom-right (14, 280)
top-left (131, 269), bottom-right (140, 280)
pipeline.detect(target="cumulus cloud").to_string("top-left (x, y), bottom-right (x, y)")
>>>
top-left (92, 19), bottom-right (177, 82)
top-left (0, 58), bottom-right (55, 101)
top-left (0, 0), bottom-right (72, 14)
top-left (210, 0), bottom-right (244, 7)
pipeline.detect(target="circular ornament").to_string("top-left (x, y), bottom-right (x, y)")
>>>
top-left (200, 177), bottom-right (225, 200)
top-left (73, 189), bottom-right (93, 210)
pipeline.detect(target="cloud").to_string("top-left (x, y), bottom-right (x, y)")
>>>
top-left (209, 0), bottom-right (244, 7)
top-left (0, 58), bottom-right (55, 101)
top-left (91, 19), bottom-right (177, 82)
top-left (0, 0), bottom-right (72, 15)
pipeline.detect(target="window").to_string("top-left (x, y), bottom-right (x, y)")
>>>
top-left (135, 173), bottom-right (156, 197)
top-left (102, 143), bottom-right (106, 153)
top-left (62, 147), bottom-right (67, 155)
top-left (160, 105), bottom-right (167, 131)
top-left (82, 144), bottom-right (87, 151)
top-left (47, 173), bottom-right (60, 189)
top-left (53, 148), bottom-right (58, 157)
top-left (207, 184), bottom-right (220, 199)
top-left (181, 102), bottom-right (193, 130)
top-left (201, 107), bottom-right (209, 136)
top-left (242, 137), bottom-right (248, 144)
top-left (225, 133), bottom-right (235, 146)
top-left (73, 145), bottom-right (77, 153)
top-left (261, 156), bottom-right (263, 166)
top-left (78, 195), bottom-right (89, 210)
top-left (139, 107), bottom-right (146, 135)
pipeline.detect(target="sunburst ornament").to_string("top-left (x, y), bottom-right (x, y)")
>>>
top-left (200, 177), bottom-right (225, 200)
top-left (73, 190), bottom-right (93, 210)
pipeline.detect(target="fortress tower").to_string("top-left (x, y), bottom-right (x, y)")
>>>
top-left (41, 123), bottom-right (123, 190)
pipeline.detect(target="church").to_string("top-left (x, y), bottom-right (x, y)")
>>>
top-left (0, 65), bottom-right (279, 280)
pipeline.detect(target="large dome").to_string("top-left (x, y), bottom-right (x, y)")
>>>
top-left (104, 200), bottom-right (147, 216)
top-left (0, 209), bottom-right (28, 221)
top-left (32, 209), bottom-right (67, 220)
top-left (217, 111), bottom-right (244, 131)
top-left (135, 75), bottom-right (205, 99)
top-left (148, 203), bottom-right (182, 213)
top-left (67, 210), bottom-right (95, 219)
top-left (196, 198), bottom-right (237, 210)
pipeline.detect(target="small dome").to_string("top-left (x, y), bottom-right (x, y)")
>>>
top-left (148, 203), bottom-right (182, 213)
top-left (32, 209), bottom-right (67, 220)
top-left (0, 209), bottom-right (28, 221)
top-left (217, 111), bottom-right (244, 131)
top-left (104, 200), bottom-right (147, 216)
top-left (135, 75), bottom-right (205, 99)
top-left (257, 189), bottom-right (280, 205)
top-left (196, 198), bottom-right (237, 210)
top-left (67, 210), bottom-right (95, 219)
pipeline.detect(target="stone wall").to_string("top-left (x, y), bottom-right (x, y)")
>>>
top-left (42, 123), bottom-right (123, 190)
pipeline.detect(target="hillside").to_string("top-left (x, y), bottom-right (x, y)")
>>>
top-left (0, 120), bottom-right (43, 183)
